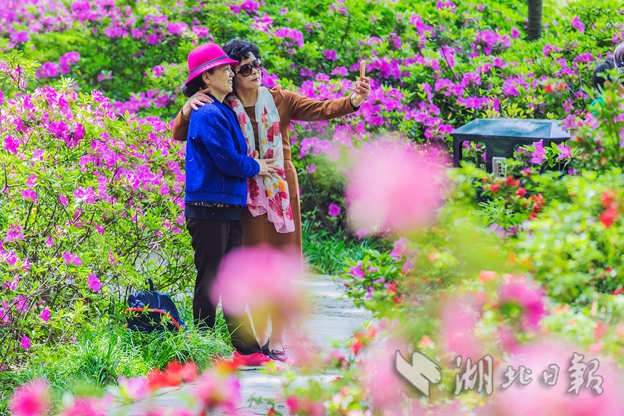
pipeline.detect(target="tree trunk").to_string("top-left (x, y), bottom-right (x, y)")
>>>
top-left (527, 0), bottom-right (543, 41)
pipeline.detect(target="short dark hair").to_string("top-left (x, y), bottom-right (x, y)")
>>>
top-left (182, 67), bottom-right (215, 97)
top-left (222, 40), bottom-right (261, 63)
top-left (593, 59), bottom-right (615, 92)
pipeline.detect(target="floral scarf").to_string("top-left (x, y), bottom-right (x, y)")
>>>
top-left (228, 87), bottom-right (295, 233)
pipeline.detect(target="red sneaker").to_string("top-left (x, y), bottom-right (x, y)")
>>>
top-left (233, 351), bottom-right (271, 367)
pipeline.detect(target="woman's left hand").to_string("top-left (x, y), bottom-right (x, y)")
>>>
top-left (350, 76), bottom-right (371, 108)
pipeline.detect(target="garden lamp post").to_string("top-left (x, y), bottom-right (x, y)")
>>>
top-left (451, 118), bottom-right (570, 177)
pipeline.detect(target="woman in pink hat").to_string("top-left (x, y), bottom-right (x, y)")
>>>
top-left (182, 42), bottom-right (277, 366)
top-left (174, 40), bottom-right (371, 363)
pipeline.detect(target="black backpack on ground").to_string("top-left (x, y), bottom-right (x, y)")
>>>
top-left (124, 278), bottom-right (184, 333)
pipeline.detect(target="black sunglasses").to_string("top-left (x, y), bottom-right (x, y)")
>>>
top-left (233, 59), bottom-right (263, 77)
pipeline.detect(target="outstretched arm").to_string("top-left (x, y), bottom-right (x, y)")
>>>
top-left (287, 76), bottom-right (371, 122)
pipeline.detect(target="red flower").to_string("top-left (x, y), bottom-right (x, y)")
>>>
top-left (350, 339), bottom-right (363, 356)
top-left (490, 183), bottom-right (501, 193)
top-left (543, 84), bottom-right (554, 93)
top-left (530, 194), bottom-right (545, 213)
top-left (612, 287), bottom-right (624, 296)
top-left (505, 176), bottom-right (520, 187)
top-left (600, 205), bottom-right (618, 228)
top-left (556, 82), bottom-right (566, 91)
top-left (147, 361), bottom-right (198, 390)
top-left (516, 188), bottom-right (527, 198)
top-left (265, 149), bottom-right (273, 159)
top-left (601, 190), bottom-right (617, 208)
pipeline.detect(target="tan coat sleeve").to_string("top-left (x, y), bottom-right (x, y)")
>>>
top-left (277, 87), bottom-right (356, 122)
top-left (172, 110), bottom-right (190, 142)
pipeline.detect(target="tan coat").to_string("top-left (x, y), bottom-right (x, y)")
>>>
top-left (172, 86), bottom-right (356, 262)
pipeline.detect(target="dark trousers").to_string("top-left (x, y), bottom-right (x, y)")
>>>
top-left (186, 217), bottom-right (262, 355)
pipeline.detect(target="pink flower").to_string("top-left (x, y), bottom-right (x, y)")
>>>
top-left (359, 338), bottom-right (412, 413)
top-left (5, 223), bottom-right (24, 242)
top-left (21, 335), bottom-right (31, 350)
top-left (211, 245), bottom-right (306, 319)
top-left (22, 189), bottom-right (38, 204)
top-left (498, 275), bottom-right (546, 329)
top-left (307, 164), bottom-right (317, 174)
top-left (439, 294), bottom-right (484, 362)
top-left (61, 397), bottom-right (110, 416)
top-left (62, 252), bottom-right (82, 266)
top-left (346, 139), bottom-right (447, 234)
top-left (389, 237), bottom-right (413, 260)
top-left (328, 203), bottom-right (341, 218)
top-left (87, 274), bottom-right (102, 292)
top-left (494, 340), bottom-right (623, 416)
top-left (9, 379), bottom-right (51, 416)
top-left (556, 143), bottom-right (572, 160)
top-left (118, 376), bottom-right (149, 400)
top-left (193, 372), bottom-right (241, 412)
top-left (59, 194), bottom-right (68, 206)
top-left (39, 308), bottom-right (50, 322)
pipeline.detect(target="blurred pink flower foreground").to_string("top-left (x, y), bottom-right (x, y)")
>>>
top-left (9, 379), bottom-right (51, 416)
top-left (211, 245), bottom-right (306, 318)
top-left (345, 138), bottom-right (448, 234)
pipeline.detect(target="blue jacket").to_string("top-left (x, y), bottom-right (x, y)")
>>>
top-left (185, 96), bottom-right (259, 205)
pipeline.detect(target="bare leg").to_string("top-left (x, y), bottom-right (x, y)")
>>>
top-left (250, 308), bottom-right (271, 350)
top-left (269, 312), bottom-right (286, 351)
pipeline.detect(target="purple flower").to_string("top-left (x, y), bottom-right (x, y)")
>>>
top-left (39, 308), bottom-right (50, 322)
top-left (556, 143), bottom-right (571, 160)
top-left (59, 194), bottom-right (68, 206)
top-left (3, 136), bottom-right (19, 154)
top-left (192, 26), bottom-right (210, 38)
top-left (307, 165), bottom-right (317, 174)
top-left (571, 16), bottom-right (585, 33)
top-left (36, 62), bottom-right (60, 79)
top-left (328, 203), bottom-right (341, 218)
top-left (22, 190), bottom-right (38, 204)
top-left (87, 274), bottom-right (102, 292)
top-left (21, 335), bottom-right (31, 350)
top-left (146, 34), bottom-right (159, 45)
top-left (530, 140), bottom-right (546, 165)
top-left (59, 51), bottom-right (80, 75)
top-left (5, 224), bottom-right (24, 243)
top-left (349, 262), bottom-right (366, 279)
top-left (241, 0), bottom-right (260, 13)
top-left (10, 31), bottom-right (29, 43)
top-left (323, 50), bottom-right (338, 61)
top-left (62, 251), bottom-right (82, 266)
top-left (510, 27), bottom-right (519, 39)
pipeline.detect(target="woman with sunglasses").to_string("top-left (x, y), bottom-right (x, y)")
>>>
top-left (173, 39), bottom-right (371, 362)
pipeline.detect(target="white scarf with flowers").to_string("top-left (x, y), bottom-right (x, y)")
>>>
top-left (228, 87), bottom-right (295, 233)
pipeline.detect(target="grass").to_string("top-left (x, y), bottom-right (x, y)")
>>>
top-left (302, 220), bottom-right (392, 275)
top-left (0, 305), bottom-right (232, 413)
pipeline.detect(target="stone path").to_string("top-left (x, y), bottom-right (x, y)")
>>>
top-left (107, 274), bottom-right (371, 415)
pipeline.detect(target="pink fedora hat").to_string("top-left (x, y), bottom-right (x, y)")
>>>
top-left (185, 43), bottom-right (239, 85)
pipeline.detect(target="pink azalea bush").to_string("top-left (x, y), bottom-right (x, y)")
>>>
top-left (0, 53), bottom-right (191, 373)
